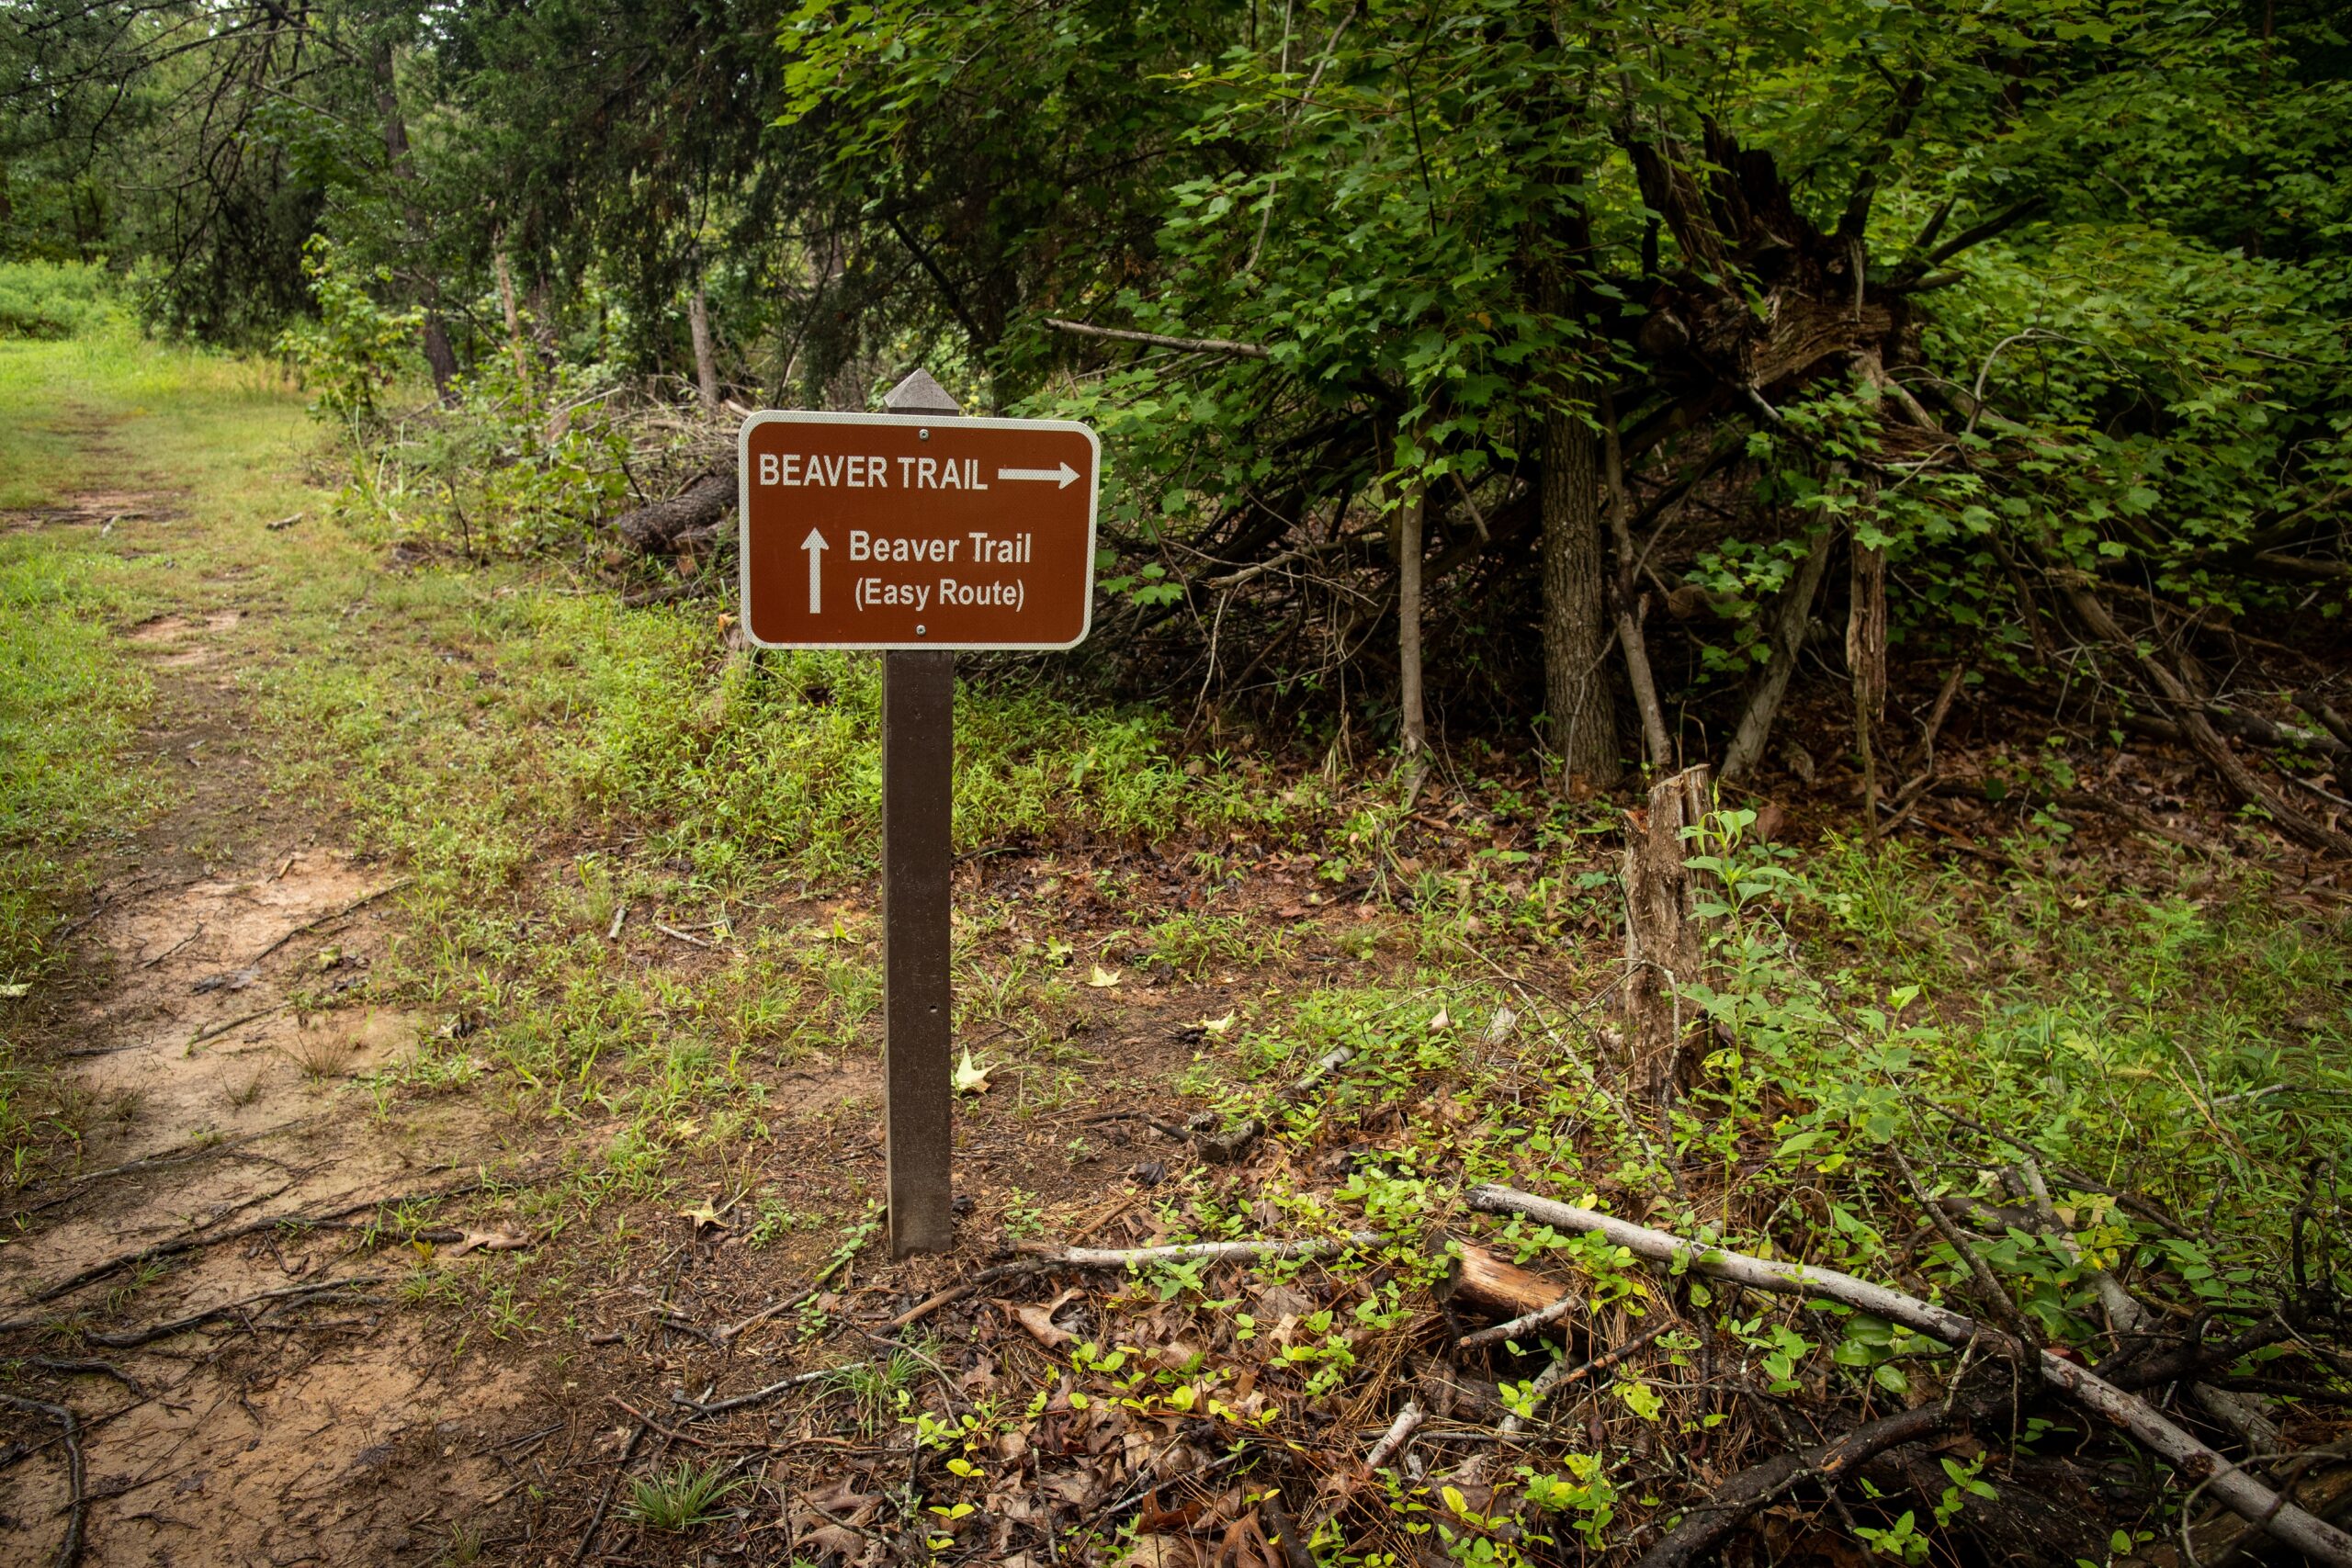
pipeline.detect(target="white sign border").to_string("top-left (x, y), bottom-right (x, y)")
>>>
top-left (736, 409), bottom-right (1102, 652)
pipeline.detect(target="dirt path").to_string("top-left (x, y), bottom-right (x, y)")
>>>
top-left (4, 452), bottom-right (536, 1565)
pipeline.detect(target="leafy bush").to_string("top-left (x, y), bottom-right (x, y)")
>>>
top-left (0, 261), bottom-right (121, 339)
top-left (274, 236), bottom-right (419, 422)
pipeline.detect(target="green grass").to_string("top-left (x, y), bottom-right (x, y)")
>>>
top-left (616, 1459), bottom-right (744, 1532)
top-left (0, 537), bottom-right (154, 985)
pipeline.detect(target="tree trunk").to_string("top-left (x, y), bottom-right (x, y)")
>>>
top-left (369, 35), bottom-right (455, 399)
top-left (1396, 475), bottom-right (1427, 784)
top-left (495, 251), bottom-right (529, 382)
top-left (1543, 391), bottom-right (1618, 793)
top-left (419, 315), bottom-right (458, 392)
top-left (689, 285), bottom-right (720, 410)
top-left (1603, 392), bottom-right (1671, 771)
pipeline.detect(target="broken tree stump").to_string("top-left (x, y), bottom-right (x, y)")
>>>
top-left (1619, 763), bottom-right (1716, 1103)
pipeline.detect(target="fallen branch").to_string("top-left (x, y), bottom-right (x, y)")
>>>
top-left (603, 1395), bottom-right (713, 1449)
top-left (1721, 526), bottom-right (1838, 782)
top-left (1466, 1185), bottom-right (2352, 1566)
top-left (608, 469), bottom-right (735, 555)
top-left (1498, 1320), bottom-right (1672, 1437)
top-left (11, 1117), bottom-right (320, 1216)
top-left (1042, 318), bottom-right (1270, 359)
top-left (887, 1259), bottom-right (1062, 1330)
top-left (1636, 1396), bottom-right (1969, 1568)
top-left (669, 1364), bottom-right (852, 1420)
top-left (2009, 1158), bottom-right (2279, 1454)
top-left (1195, 1046), bottom-right (1354, 1163)
top-left (2052, 572), bottom-right (2352, 856)
top-left (1454, 1290), bottom-right (1582, 1353)
top-left (571, 1410), bottom-right (650, 1565)
top-left (28, 1358), bottom-right (147, 1398)
top-left (0, 1393), bottom-right (85, 1568)
top-left (187, 1003), bottom-right (285, 1048)
top-left (1453, 1244), bottom-right (1580, 1321)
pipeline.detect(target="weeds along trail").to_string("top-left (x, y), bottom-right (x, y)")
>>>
top-left (2, 331), bottom-right (2348, 1566)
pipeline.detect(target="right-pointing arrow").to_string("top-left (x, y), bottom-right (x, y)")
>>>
top-left (800, 527), bottom-right (828, 615)
top-left (997, 461), bottom-right (1079, 489)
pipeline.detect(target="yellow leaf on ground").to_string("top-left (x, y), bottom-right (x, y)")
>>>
top-left (954, 1048), bottom-right (992, 1094)
top-left (1199, 1011), bottom-right (1236, 1034)
top-left (1087, 964), bottom-right (1123, 988)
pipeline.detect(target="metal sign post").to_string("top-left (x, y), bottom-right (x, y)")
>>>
top-left (738, 369), bottom-right (1100, 1256)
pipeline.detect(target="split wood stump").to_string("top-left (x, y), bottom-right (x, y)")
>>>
top-left (1619, 763), bottom-right (1716, 1103)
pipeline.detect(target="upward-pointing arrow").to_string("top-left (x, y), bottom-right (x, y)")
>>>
top-left (997, 461), bottom-right (1080, 489)
top-left (801, 527), bottom-right (828, 615)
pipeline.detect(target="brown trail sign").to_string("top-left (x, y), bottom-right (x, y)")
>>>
top-left (738, 370), bottom-right (1101, 1256)
top-left (739, 392), bottom-right (1098, 650)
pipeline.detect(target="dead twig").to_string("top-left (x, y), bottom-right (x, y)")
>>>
top-left (21, 1166), bottom-right (528, 1305)
top-left (1499, 1320), bottom-right (1674, 1438)
top-left (670, 1364), bottom-right (854, 1420)
top-left (139, 923), bottom-right (205, 969)
top-left (571, 1412), bottom-right (650, 1565)
top-left (11, 1118), bottom-right (321, 1216)
top-left (1041, 318), bottom-right (1269, 359)
top-left (1021, 1230), bottom-right (1382, 1271)
top-left (186, 1003), bottom-right (285, 1048)
top-left (1454, 1292), bottom-right (1582, 1354)
top-left (1363, 1401), bottom-right (1425, 1473)
top-left (1635, 1394), bottom-right (1981, 1568)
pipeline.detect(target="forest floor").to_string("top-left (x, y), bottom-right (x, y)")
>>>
top-left (3, 333), bottom-right (2347, 1568)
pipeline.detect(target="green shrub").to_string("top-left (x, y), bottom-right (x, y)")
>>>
top-left (0, 261), bottom-right (121, 340)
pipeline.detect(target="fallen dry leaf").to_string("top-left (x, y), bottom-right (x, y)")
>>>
top-left (1199, 1010), bottom-right (1236, 1034)
top-left (954, 1047), bottom-right (992, 1094)
top-left (1087, 964), bottom-right (1123, 988)
top-left (676, 1199), bottom-right (725, 1230)
top-left (439, 1228), bottom-right (533, 1258)
top-left (1012, 1286), bottom-right (1080, 1348)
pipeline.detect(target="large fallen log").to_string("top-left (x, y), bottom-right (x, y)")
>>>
top-left (1466, 1184), bottom-right (2352, 1567)
top-left (612, 468), bottom-right (736, 553)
